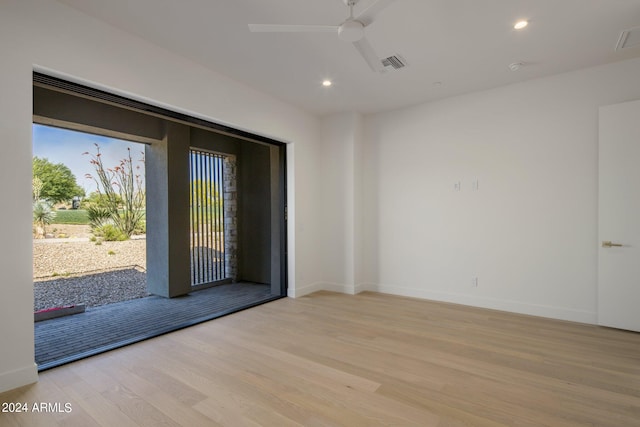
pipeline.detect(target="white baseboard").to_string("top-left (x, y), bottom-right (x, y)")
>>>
top-left (0, 363), bottom-right (38, 393)
top-left (323, 282), bottom-right (356, 295)
top-left (370, 284), bottom-right (597, 325)
top-left (288, 281), bottom-right (324, 298)
top-left (354, 282), bottom-right (375, 294)
top-left (289, 282), bottom-right (366, 298)
top-left (287, 282), bottom-right (594, 324)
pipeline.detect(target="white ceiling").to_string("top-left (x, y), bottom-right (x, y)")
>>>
top-left (57, 0), bottom-right (640, 116)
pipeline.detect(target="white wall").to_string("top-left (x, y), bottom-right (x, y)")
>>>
top-left (0, 0), bottom-right (322, 393)
top-left (309, 113), bottom-right (365, 296)
top-left (362, 57), bottom-right (640, 323)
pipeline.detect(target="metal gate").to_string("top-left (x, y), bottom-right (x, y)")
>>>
top-left (189, 148), bottom-right (226, 287)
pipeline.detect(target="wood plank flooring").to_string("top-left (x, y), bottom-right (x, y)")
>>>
top-left (2, 291), bottom-right (640, 426)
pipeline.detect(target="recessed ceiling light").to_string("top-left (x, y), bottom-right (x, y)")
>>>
top-left (322, 80), bottom-right (332, 87)
top-left (514, 20), bottom-right (528, 30)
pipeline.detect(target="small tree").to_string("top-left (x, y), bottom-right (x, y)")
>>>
top-left (84, 144), bottom-right (145, 238)
top-left (33, 157), bottom-right (84, 204)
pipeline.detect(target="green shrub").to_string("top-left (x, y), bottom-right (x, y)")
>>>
top-left (87, 206), bottom-right (111, 230)
top-left (33, 199), bottom-right (56, 233)
top-left (94, 224), bottom-right (128, 241)
top-left (133, 218), bottom-right (146, 235)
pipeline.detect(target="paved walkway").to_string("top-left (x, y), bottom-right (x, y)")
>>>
top-left (35, 282), bottom-right (277, 370)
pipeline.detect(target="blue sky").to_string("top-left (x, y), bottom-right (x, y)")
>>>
top-left (33, 124), bottom-right (145, 195)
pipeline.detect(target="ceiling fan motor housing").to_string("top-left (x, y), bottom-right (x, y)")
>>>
top-left (339, 20), bottom-right (365, 42)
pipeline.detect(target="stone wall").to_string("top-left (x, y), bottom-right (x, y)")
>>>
top-left (223, 155), bottom-right (237, 281)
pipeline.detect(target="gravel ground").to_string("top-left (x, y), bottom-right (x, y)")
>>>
top-left (33, 239), bottom-right (146, 278)
top-left (33, 224), bottom-right (149, 310)
top-left (34, 268), bottom-right (149, 311)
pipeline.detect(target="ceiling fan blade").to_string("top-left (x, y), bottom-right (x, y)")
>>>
top-left (353, 37), bottom-right (384, 72)
top-left (248, 24), bottom-right (339, 33)
top-left (355, 0), bottom-right (398, 26)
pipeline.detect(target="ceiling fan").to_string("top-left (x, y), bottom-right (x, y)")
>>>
top-left (248, 0), bottom-right (398, 72)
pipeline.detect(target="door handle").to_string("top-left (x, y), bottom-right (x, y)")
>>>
top-left (602, 241), bottom-right (624, 248)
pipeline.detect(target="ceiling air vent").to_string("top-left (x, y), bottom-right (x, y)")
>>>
top-left (616, 26), bottom-right (640, 51)
top-left (381, 55), bottom-right (407, 71)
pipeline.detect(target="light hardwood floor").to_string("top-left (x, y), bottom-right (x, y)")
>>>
top-left (2, 291), bottom-right (640, 426)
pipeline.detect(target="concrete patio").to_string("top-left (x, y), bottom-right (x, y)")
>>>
top-left (35, 282), bottom-right (277, 370)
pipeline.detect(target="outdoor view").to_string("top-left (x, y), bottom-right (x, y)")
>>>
top-left (32, 124), bottom-right (147, 319)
